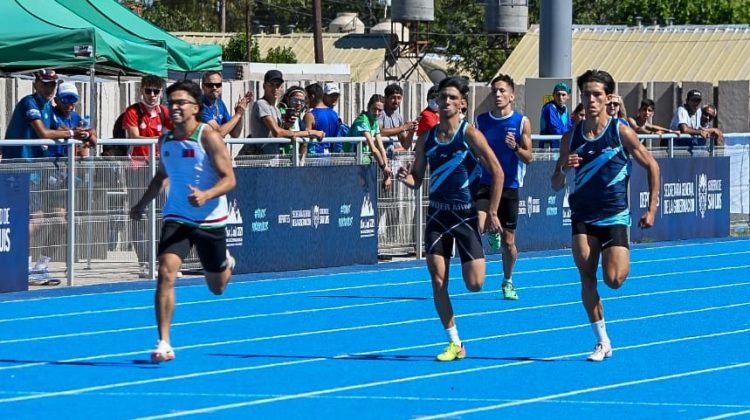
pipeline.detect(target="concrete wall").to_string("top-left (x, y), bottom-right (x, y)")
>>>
top-left (2, 77), bottom-right (749, 141)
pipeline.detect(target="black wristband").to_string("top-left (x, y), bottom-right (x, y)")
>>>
top-left (513, 143), bottom-right (520, 151)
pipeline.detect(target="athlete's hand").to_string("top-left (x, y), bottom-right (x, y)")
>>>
top-left (188, 185), bottom-right (209, 207)
top-left (638, 210), bottom-right (655, 229)
top-left (396, 164), bottom-right (414, 187)
top-left (129, 204), bottom-right (146, 221)
top-left (564, 153), bottom-right (582, 170)
top-left (485, 214), bottom-right (502, 235)
top-left (504, 132), bottom-right (517, 150)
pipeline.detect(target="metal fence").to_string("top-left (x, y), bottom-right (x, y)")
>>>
top-left (2, 133), bottom-right (748, 286)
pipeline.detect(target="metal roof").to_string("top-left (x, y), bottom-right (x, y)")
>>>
top-left (174, 32), bottom-right (431, 82)
top-left (499, 25), bottom-right (750, 85)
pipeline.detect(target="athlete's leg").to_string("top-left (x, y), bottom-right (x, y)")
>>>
top-left (204, 258), bottom-right (232, 295)
top-left (501, 228), bottom-right (517, 280)
top-left (572, 233), bottom-right (602, 323)
top-left (461, 258), bottom-right (485, 292)
top-left (427, 254), bottom-right (453, 329)
top-left (601, 246), bottom-right (630, 290)
top-left (155, 252), bottom-right (182, 344)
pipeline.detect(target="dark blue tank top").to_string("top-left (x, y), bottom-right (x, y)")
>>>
top-left (568, 117), bottom-right (632, 225)
top-left (424, 120), bottom-right (481, 206)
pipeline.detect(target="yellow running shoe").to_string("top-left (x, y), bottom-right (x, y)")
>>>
top-left (436, 342), bottom-right (466, 362)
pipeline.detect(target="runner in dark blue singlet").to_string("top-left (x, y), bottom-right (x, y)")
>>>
top-left (397, 76), bottom-right (504, 362)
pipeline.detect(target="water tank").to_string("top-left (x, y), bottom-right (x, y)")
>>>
top-left (392, 0), bottom-right (434, 22)
top-left (486, 0), bottom-right (528, 34)
top-left (370, 18), bottom-right (409, 43)
top-left (328, 12), bottom-right (365, 33)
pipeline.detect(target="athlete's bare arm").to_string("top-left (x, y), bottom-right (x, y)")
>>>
top-left (620, 123), bottom-right (660, 228)
top-left (397, 132), bottom-right (427, 189)
top-left (466, 125), bottom-right (503, 233)
top-left (551, 132), bottom-right (580, 191)
top-left (130, 162), bottom-right (168, 220)
top-left (188, 126), bottom-right (237, 207)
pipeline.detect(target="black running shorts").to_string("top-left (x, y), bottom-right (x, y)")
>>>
top-left (158, 221), bottom-right (228, 273)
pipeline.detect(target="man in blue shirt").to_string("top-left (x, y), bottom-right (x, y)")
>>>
top-left (50, 82), bottom-right (97, 158)
top-left (3, 69), bottom-right (88, 161)
top-left (200, 71), bottom-right (253, 138)
top-left (539, 82), bottom-right (574, 149)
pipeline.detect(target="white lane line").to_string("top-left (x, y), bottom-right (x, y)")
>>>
top-left (701, 409), bottom-right (750, 419)
top-left (1, 256), bottom-right (747, 325)
top-left (128, 329), bottom-right (750, 419)
top-left (4, 239), bottom-right (746, 304)
top-left (0, 303), bottom-right (747, 404)
top-left (1, 279), bottom-right (747, 346)
top-left (416, 362), bottom-right (750, 419)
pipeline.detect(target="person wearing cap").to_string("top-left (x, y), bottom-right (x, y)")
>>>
top-left (417, 85), bottom-right (440, 136)
top-left (378, 83), bottom-right (418, 151)
top-left (51, 82), bottom-right (97, 158)
top-left (303, 82), bottom-right (341, 155)
top-left (670, 89), bottom-right (710, 148)
top-left (239, 69), bottom-right (322, 156)
top-left (3, 69), bottom-right (90, 161)
top-left (3, 69), bottom-right (90, 284)
top-left (539, 81), bottom-right (574, 149)
top-left (200, 71), bottom-right (253, 138)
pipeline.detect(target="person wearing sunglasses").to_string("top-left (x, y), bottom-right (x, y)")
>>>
top-left (200, 71), bottom-right (253, 138)
top-left (3, 69), bottom-right (91, 285)
top-left (50, 82), bottom-right (97, 158)
top-left (121, 75), bottom-right (173, 162)
top-left (120, 75), bottom-right (174, 279)
top-left (3, 69), bottom-right (90, 161)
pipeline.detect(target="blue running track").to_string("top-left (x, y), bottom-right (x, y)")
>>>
top-left (0, 238), bottom-right (749, 419)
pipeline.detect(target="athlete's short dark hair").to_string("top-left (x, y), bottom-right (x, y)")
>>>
top-left (166, 80), bottom-right (203, 114)
top-left (141, 75), bottom-right (164, 89)
top-left (438, 76), bottom-right (470, 99)
top-left (576, 69), bottom-right (616, 95)
top-left (639, 99), bottom-right (655, 109)
top-left (490, 74), bottom-right (515, 91)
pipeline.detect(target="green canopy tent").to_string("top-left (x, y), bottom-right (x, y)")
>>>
top-left (0, 0), bottom-right (168, 76)
top-left (56, 0), bottom-right (222, 73)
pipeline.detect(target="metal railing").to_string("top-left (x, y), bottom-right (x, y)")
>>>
top-left (1, 132), bottom-right (747, 286)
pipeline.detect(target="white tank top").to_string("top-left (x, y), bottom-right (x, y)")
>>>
top-left (160, 123), bottom-right (229, 228)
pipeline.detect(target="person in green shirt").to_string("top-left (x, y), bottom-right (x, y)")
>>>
top-left (348, 94), bottom-right (392, 188)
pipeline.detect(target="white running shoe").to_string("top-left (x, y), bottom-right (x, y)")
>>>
top-left (34, 255), bottom-right (51, 271)
top-left (150, 340), bottom-right (175, 364)
top-left (587, 342), bottom-right (613, 362)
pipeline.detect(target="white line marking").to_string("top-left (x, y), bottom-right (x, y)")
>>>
top-left (3, 239), bottom-right (746, 304)
top-left (701, 409), bottom-right (750, 419)
top-left (416, 362), bottom-right (750, 419)
top-left (129, 329), bottom-right (750, 419)
top-left (1, 279), bottom-right (746, 346)
top-left (0, 304), bottom-right (747, 405)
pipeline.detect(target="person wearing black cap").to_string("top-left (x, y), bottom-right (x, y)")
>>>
top-left (539, 81), bottom-right (574, 149)
top-left (669, 89), bottom-right (710, 148)
top-left (3, 69), bottom-right (92, 285)
top-left (239, 69), bottom-right (323, 156)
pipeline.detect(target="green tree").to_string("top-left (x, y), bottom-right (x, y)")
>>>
top-left (264, 46), bottom-right (298, 63)
top-left (223, 32), bottom-right (261, 62)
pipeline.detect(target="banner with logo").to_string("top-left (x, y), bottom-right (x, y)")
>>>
top-left (0, 174), bottom-right (29, 293)
top-left (226, 165), bottom-right (378, 273)
top-left (481, 160), bottom-right (571, 253)
top-left (630, 157), bottom-right (730, 242)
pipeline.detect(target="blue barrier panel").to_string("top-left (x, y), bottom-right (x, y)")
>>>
top-left (0, 174), bottom-right (29, 293)
top-left (482, 160), bottom-right (571, 253)
top-left (630, 157), bottom-right (730, 242)
top-left (226, 165), bottom-right (378, 273)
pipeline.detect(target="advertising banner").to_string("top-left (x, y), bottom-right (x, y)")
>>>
top-left (482, 160), bottom-right (570, 254)
top-left (0, 174), bottom-right (29, 293)
top-left (630, 157), bottom-right (730, 242)
top-left (226, 165), bottom-right (378, 273)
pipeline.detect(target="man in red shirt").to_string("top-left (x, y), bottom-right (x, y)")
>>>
top-left (122, 75), bottom-right (174, 161)
top-left (121, 75), bottom-right (174, 278)
top-left (417, 85), bottom-right (440, 137)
